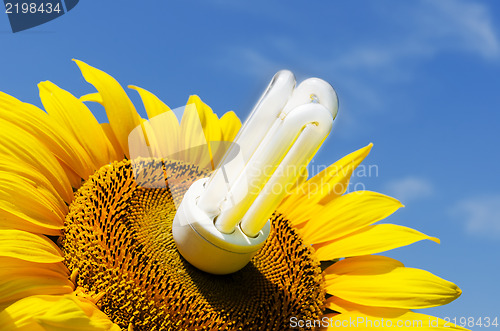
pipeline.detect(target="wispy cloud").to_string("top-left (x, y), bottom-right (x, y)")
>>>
top-left (219, 0), bottom-right (500, 98)
top-left (215, 0), bottom-right (499, 138)
top-left (453, 195), bottom-right (500, 239)
top-left (422, 0), bottom-right (500, 59)
top-left (223, 48), bottom-right (282, 79)
top-left (385, 177), bottom-right (434, 203)
top-left (332, 0), bottom-right (500, 69)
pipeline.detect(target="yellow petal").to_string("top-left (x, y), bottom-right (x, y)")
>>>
top-left (313, 224), bottom-right (439, 260)
top-left (179, 103), bottom-right (211, 167)
top-left (0, 172), bottom-right (67, 235)
top-left (135, 118), bottom-right (162, 159)
top-left (150, 110), bottom-right (181, 159)
top-left (325, 296), bottom-right (466, 330)
top-left (0, 157), bottom-right (66, 213)
top-left (187, 95), bottom-right (222, 169)
top-left (324, 312), bottom-right (468, 330)
top-left (279, 144), bottom-right (373, 220)
top-left (210, 111), bottom-right (241, 167)
top-left (206, 111), bottom-right (222, 143)
top-left (219, 111), bottom-right (241, 142)
top-left (80, 92), bottom-right (104, 104)
top-left (0, 230), bottom-right (64, 263)
top-left (323, 297), bottom-right (468, 331)
top-left (0, 268), bottom-right (73, 309)
top-left (325, 296), bottom-right (406, 314)
top-left (60, 161), bottom-right (85, 189)
top-left (0, 120), bottom-right (73, 215)
top-left (318, 143), bottom-right (373, 204)
top-left (326, 255), bottom-right (404, 274)
top-left (324, 255), bottom-right (462, 309)
top-left (129, 85), bottom-right (171, 119)
top-left (129, 86), bottom-right (182, 159)
top-left (74, 59), bottom-right (142, 158)
top-left (0, 93), bottom-right (90, 194)
top-left (101, 123), bottom-right (124, 161)
top-left (69, 296), bottom-right (122, 331)
top-left (0, 294), bottom-right (119, 331)
top-left (39, 81), bottom-right (116, 168)
top-left (187, 94), bottom-right (211, 129)
top-left (205, 112), bottom-right (223, 169)
top-left (300, 191), bottom-right (403, 245)
top-left (0, 256), bottom-right (69, 276)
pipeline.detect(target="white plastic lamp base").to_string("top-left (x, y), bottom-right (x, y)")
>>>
top-left (172, 178), bottom-right (271, 275)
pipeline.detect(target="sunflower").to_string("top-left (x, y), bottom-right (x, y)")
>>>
top-left (0, 60), bottom-right (465, 331)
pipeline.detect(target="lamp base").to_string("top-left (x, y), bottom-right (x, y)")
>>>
top-left (172, 178), bottom-right (271, 275)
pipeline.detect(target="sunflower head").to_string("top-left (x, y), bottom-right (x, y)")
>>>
top-left (0, 61), bottom-right (466, 331)
top-left (61, 158), bottom-right (325, 330)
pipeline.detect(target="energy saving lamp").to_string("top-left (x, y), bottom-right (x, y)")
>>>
top-left (172, 70), bottom-right (338, 274)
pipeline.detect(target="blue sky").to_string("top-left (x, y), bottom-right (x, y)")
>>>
top-left (1, 0), bottom-right (499, 322)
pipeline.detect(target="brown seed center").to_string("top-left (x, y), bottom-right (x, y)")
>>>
top-left (61, 159), bottom-right (325, 330)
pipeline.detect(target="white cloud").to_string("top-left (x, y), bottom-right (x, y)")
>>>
top-left (217, 0), bottom-right (500, 136)
top-left (359, 0), bottom-right (498, 64)
top-left (385, 177), bottom-right (434, 203)
top-left (454, 196), bottom-right (500, 238)
top-left (221, 0), bottom-right (500, 78)
top-left (422, 0), bottom-right (500, 59)
top-left (326, 0), bottom-right (500, 70)
top-left (223, 48), bottom-right (281, 79)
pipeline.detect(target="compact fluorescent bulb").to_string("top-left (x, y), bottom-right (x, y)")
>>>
top-left (172, 71), bottom-right (338, 274)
